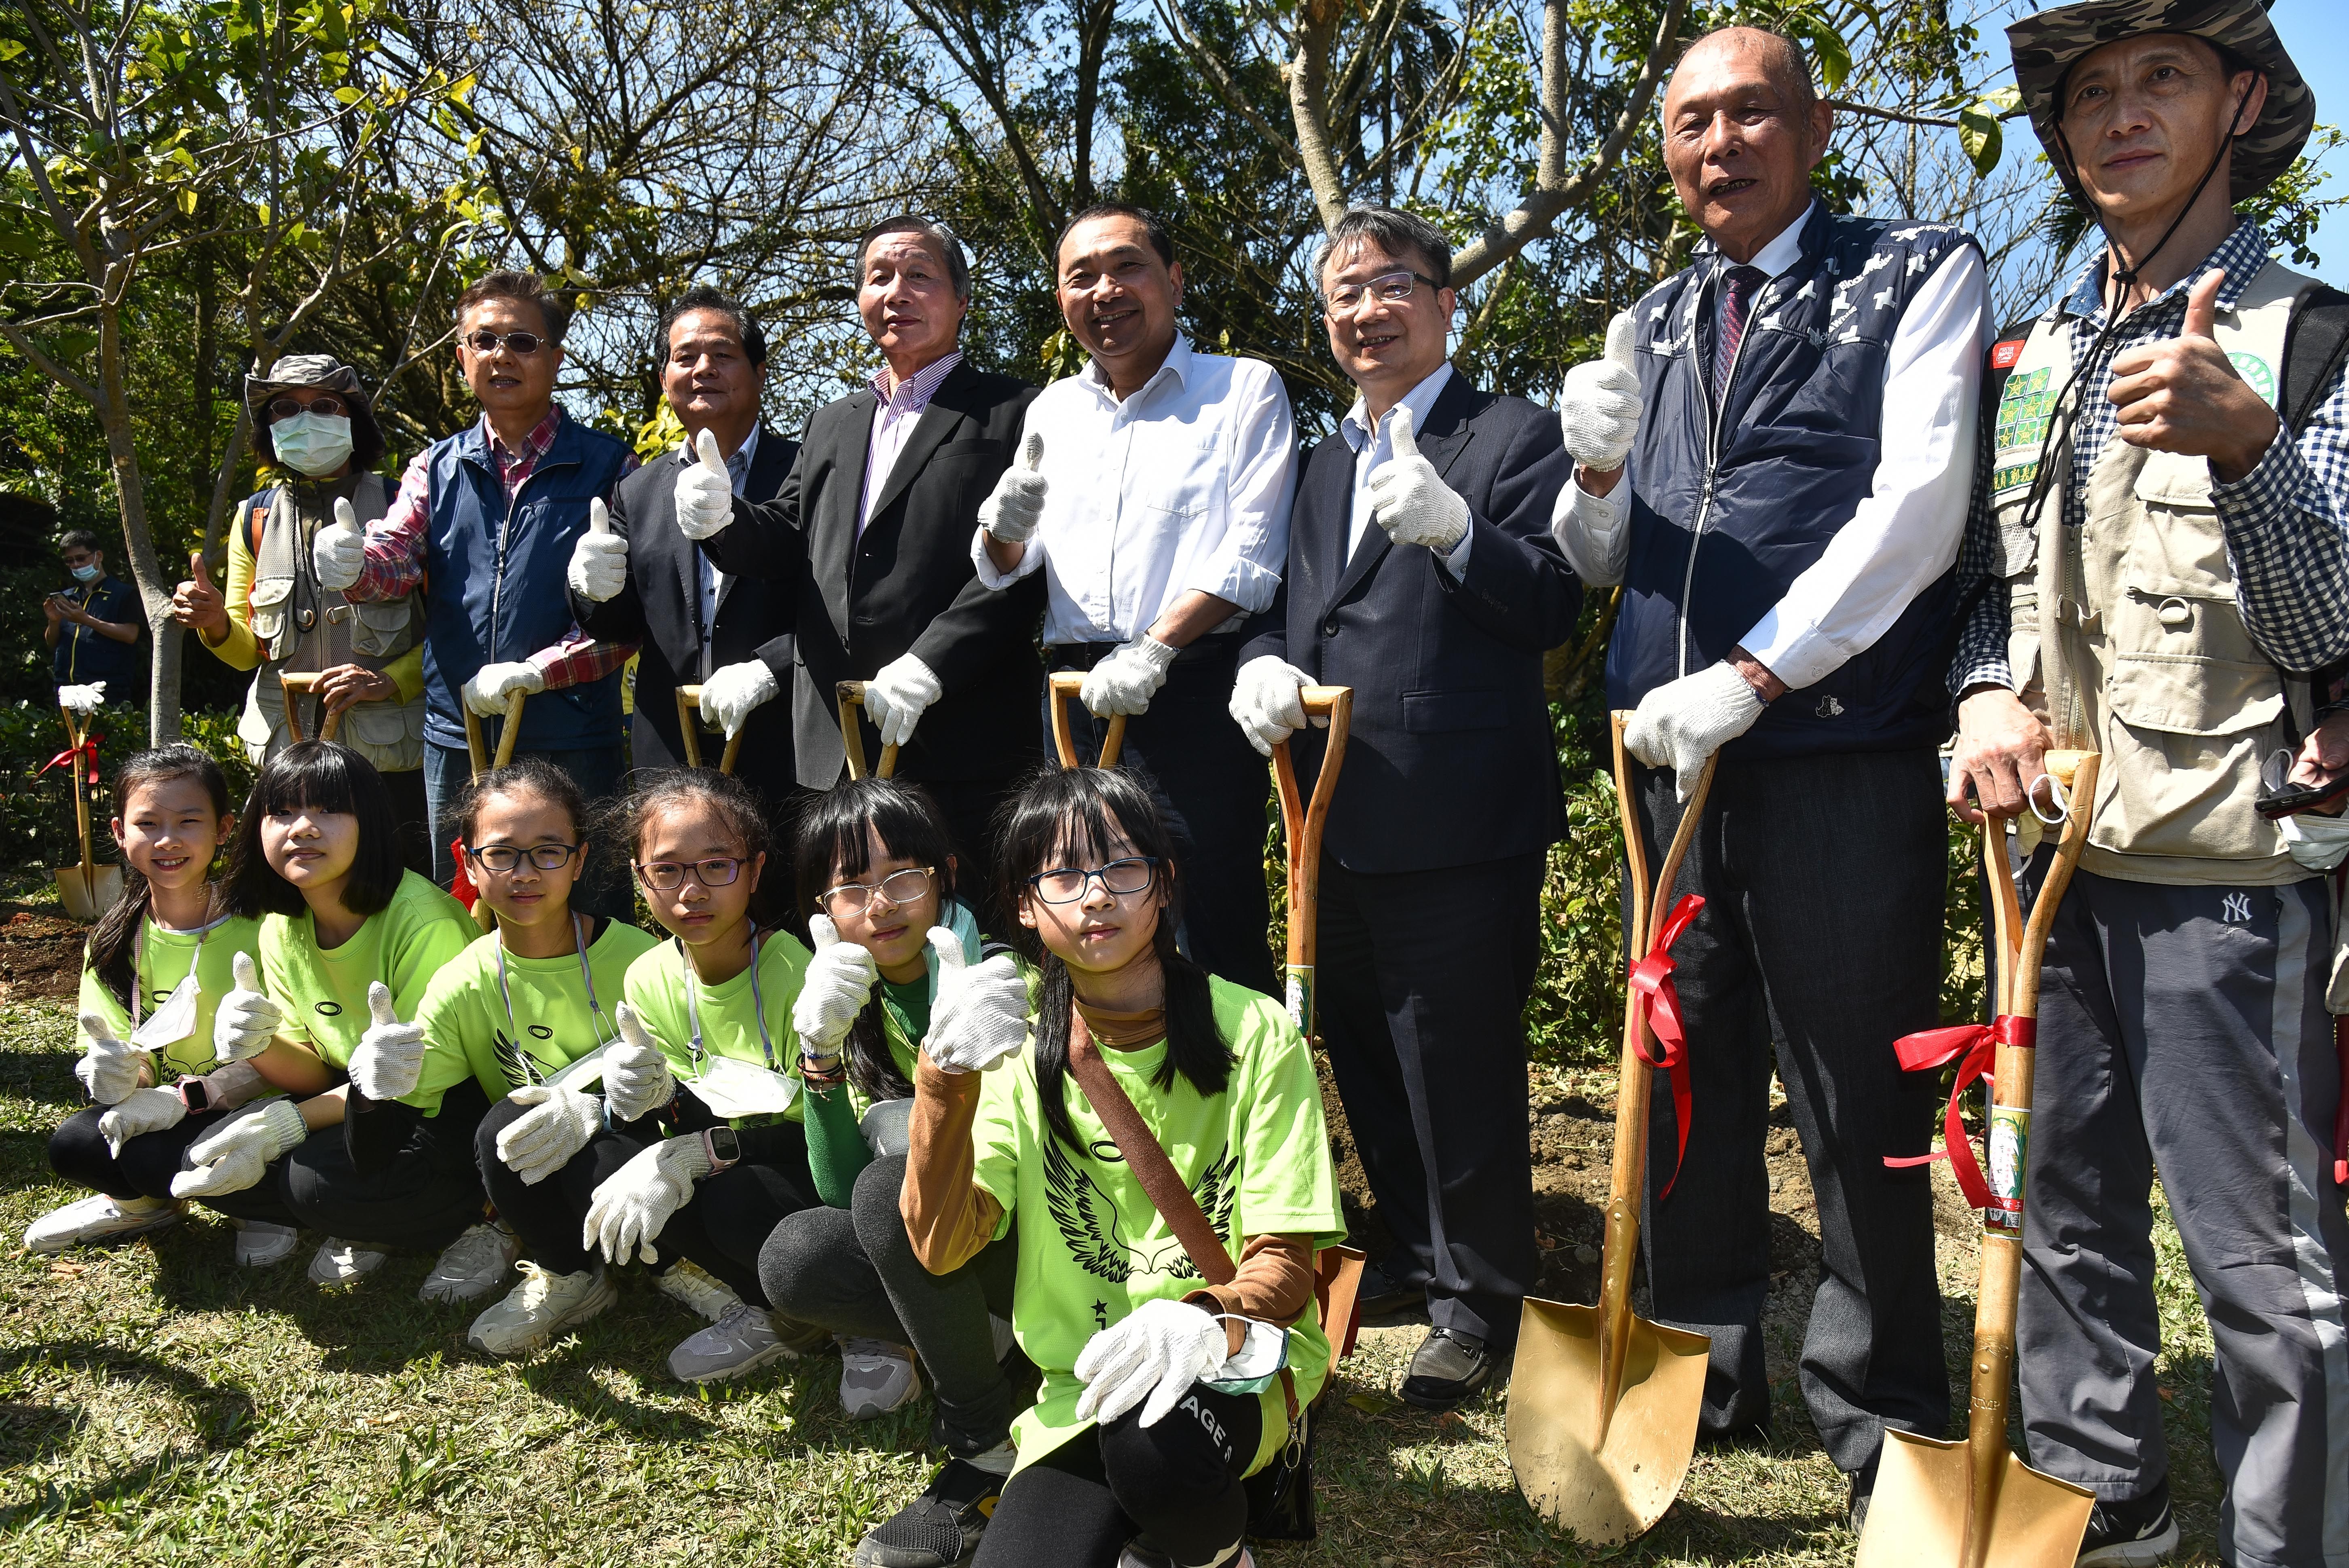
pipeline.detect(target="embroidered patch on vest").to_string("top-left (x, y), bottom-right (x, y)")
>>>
top-left (2227, 351), bottom-right (2278, 408)
top-left (1993, 366), bottom-right (2055, 491)
top-left (1990, 338), bottom-right (2026, 369)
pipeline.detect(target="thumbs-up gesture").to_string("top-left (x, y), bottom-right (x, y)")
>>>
top-left (1366, 405), bottom-right (1470, 553)
top-left (313, 496), bottom-right (366, 592)
top-left (979, 431), bottom-right (1049, 545)
top-left (172, 550), bottom-right (229, 639)
top-left (2108, 269), bottom-right (2281, 481)
top-left (922, 935), bottom-right (1028, 1074)
top-left (347, 981), bottom-right (428, 1101)
top-left (213, 951), bottom-right (283, 1063)
top-left (1559, 309), bottom-right (1643, 473)
top-left (792, 913), bottom-right (880, 1076)
top-left (567, 495), bottom-right (629, 603)
top-left (672, 427), bottom-right (737, 541)
top-left (73, 1010), bottom-right (152, 1105)
top-left (601, 1000), bottom-right (675, 1124)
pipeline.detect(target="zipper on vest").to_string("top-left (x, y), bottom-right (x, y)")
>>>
top-left (485, 458), bottom-right (573, 665)
top-left (1678, 275), bottom-right (1764, 677)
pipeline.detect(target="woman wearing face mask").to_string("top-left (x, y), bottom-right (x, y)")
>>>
top-left (171, 354), bottom-right (431, 873)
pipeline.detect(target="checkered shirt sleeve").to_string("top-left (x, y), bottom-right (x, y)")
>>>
top-left (2214, 362), bottom-right (2349, 675)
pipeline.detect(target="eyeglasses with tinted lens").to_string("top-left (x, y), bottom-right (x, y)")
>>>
top-left (634, 856), bottom-right (745, 891)
top-left (1026, 856), bottom-right (1158, 905)
top-left (467, 842), bottom-right (582, 873)
top-left (267, 395), bottom-right (347, 421)
top-left (820, 866), bottom-right (935, 916)
top-left (1323, 270), bottom-right (1438, 315)
top-left (462, 328), bottom-right (546, 356)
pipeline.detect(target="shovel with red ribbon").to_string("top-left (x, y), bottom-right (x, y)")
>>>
top-left (49, 701), bottom-right (119, 921)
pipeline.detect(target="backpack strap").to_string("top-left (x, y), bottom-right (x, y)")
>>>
top-left (2281, 285), bottom-right (2349, 437)
top-left (1063, 1016), bottom-right (1236, 1287)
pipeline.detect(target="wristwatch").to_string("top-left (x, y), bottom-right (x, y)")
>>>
top-left (177, 1077), bottom-right (212, 1114)
top-left (701, 1125), bottom-right (742, 1173)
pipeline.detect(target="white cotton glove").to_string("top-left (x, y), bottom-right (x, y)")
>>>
top-left (582, 1135), bottom-right (710, 1266)
top-left (567, 497), bottom-right (628, 603)
top-left (462, 659), bottom-right (546, 717)
top-left (347, 981), bottom-right (427, 1101)
top-left (57, 680), bottom-right (107, 715)
top-left (924, 939), bottom-right (1029, 1074)
top-left (978, 432), bottom-right (1048, 545)
top-left (862, 653), bottom-right (943, 750)
top-left (74, 1011), bottom-right (152, 1105)
top-left (1080, 634), bottom-right (1180, 718)
top-left (213, 951), bottom-right (282, 1063)
top-left (313, 497), bottom-right (367, 592)
top-left (1559, 310), bottom-right (1643, 471)
top-left (495, 1082), bottom-right (606, 1185)
top-left (171, 1096), bottom-right (308, 1200)
top-left (1625, 661), bottom-right (1766, 800)
top-left (98, 1086), bottom-right (186, 1158)
top-left (601, 1001), bottom-right (674, 1124)
top-left (1366, 406), bottom-right (1469, 553)
top-left (672, 427), bottom-right (736, 542)
top-left (698, 658), bottom-right (779, 741)
top-left (1074, 1297), bottom-right (1230, 1428)
top-left (1228, 656), bottom-right (1316, 758)
top-left (794, 914), bottom-right (879, 1072)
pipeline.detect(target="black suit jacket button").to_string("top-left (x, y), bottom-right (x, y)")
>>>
top-left (1321, 617), bottom-right (1339, 636)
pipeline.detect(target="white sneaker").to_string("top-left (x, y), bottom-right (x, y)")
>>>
top-left (668, 1301), bottom-right (799, 1383)
top-left (839, 1334), bottom-right (921, 1420)
top-left (654, 1257), bottom-right (741, 1322)
top-left (232, 1219), bottom-right (301, 1267)
top-left (307, 1236), bottom-right (389, 1287)
top-left (23, 1193), bottom-right (182, 1254)
top-left (467, 1262), bottom-right (618, 1357)
top-left (419, 1221), bottom-right (518, 1303)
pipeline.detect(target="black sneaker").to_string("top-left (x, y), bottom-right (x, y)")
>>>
top-left (1398, 1325), bottom-right (1497, 1410)
top-left (2078, 1481), bottom-right (2177, 1566)
top-left (853, 1451), bottom-right (1008, 1567)
top-left (1357, 1261), bottom-right (1425, 1323)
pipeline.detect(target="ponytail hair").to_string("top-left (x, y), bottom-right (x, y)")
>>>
top-left (89, 746), bottom-right (234, 1013)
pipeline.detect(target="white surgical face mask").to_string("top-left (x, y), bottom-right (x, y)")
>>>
top-left (687, 1054), bottom-right (799, 1120)
top-left (2279, 810), bottom-right (2349, 872)
top-left (69, 562), bottom-right (100, 583)
top-left (271, 412), bottom-right (355, 477)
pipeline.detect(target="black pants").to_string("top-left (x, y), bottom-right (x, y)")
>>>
top-left (475, 1095), bottom-right (813, 1304)
top-left (50, 1105), bottom-right (225, 1202)
top-left (189, 1118), bottom-right (488, 1253)
top-left (972, 1384), bottom-right (1264, 1568)
top-left (1317, 851), bottom-right (1544, 1346)
top-left (760, 1151), bottom-right (1019, 1451)
top-left (1628, 748), bottom-right (1948, 1475)
top-left (1044, 639), bottom-right (1275, 998)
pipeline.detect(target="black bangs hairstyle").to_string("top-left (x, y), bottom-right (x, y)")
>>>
top-left (792, 777), bottom-right (960, 1104)
top-left (449, 756), bottom-right (592, 866)
top-left (606, 768), bottom-right (776, 925)
top-left (90, 746), bottom-right (234, 1013)
top-left (990, 763), bottom-right (1228, 1154)
top-left (224, 741), bottom-right (406, 919)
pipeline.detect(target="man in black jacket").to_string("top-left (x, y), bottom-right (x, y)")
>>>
top-left (674, 217), bottom-right (1045, 875)
top-left (567, 285), bottom-right (797, 791)
top-left (1235, 207), bottom-right (1581, 1410)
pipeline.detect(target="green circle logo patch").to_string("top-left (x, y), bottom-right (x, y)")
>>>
top-left (2228, 351), bottom-right (2277, 407)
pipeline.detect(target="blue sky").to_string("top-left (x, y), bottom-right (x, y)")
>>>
top-left (2269, 0), bottom-right (2349, 268)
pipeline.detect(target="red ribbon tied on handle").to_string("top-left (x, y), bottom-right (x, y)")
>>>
top-left (1883, 1014), bottom-right (2036, 1209)
top-left (42, 733), bottom-right (103, 788)
top-left (1629, 893), bottom-right (1706, 1199)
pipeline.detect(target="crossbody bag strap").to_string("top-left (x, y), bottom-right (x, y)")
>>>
top-left (1063, 1013), bottom-right (1237, 1287)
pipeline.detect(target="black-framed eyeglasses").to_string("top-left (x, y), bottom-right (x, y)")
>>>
top-left (266, 395), bottom-right (346, 421)
top-left (1323, 270), bottom-right (1440, 315)
top-left (820, 866), bottom-right (935, 916)
top-left (462, 328), bottom-right (547, 357)
top-left (466, 842), bottom-right (582, 873)
top-left (634, 856), bottom-right (746, 891)
top-left (1026, 857), bottom-right (1157, 905)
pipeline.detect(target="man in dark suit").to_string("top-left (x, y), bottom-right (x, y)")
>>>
top-left (567, 285), bottom-right (797, 791)
top-left (1235, 206), bottom-right (1580, 1410)
top-left (676, 217), bottom-right (1044, 877)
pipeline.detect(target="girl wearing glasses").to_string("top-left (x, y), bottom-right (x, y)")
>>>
top-left (904, 765), bottom-right (1343, 1568)
top-left (169, 742), bottom-right (481, 1289)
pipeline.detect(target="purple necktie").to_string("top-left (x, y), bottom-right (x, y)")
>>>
top-left (1715, 265), bottom-right (1766, 402)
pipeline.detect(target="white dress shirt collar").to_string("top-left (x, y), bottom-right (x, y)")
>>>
top-left (1081, 334), bottom-right (1193, 409)
top-left (1732, 202), bottom-right (1814, 282)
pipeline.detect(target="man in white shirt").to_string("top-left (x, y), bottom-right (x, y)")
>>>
top-left (1552, 25), bottom-right (1987, 1524)
top-left (971, 203), bottom-right (1298, 995)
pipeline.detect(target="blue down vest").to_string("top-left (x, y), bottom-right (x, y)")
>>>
top-left (421, 415), bottom-right (632, 752)
top-left (1607, 206), bottom-right (1974, 758)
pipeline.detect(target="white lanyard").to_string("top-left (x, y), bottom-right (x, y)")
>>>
top-left (680, 930), bottom-right (776, 1072)
top-left (493, 912), bottom-right (615, 1084)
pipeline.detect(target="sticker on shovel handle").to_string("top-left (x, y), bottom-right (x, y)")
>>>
top-left (1985, 1102), bottom-right (2029, 1236)
top-left (1284, 965), bottom-right (1313, 1036)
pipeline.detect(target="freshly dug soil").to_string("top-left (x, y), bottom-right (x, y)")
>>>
top-left (0, 907), bottom-right (87, 1002)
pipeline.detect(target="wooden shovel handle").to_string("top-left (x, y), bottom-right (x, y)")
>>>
top-left (835, 680), bottom-right (899, 780)
top-left (463, 689), bottom-right (529, 779)
top-left (277, 671), bottom-right (343, 745)
top-left (1271, 686), bottom-right (1353, 972)
top-left (672, 685), bottom-right (745, 775)
top-left (1048, 671), bottom-right (1126, 769)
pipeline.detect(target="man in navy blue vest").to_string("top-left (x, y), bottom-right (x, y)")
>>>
top-left (331, 269), bottom-right (638, 916)
top-left (1552, 26), bottom-right (1987, 1522)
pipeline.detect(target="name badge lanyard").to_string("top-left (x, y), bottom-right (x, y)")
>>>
top-left (133, 914), bottom-right (230, 1069)
top-left (680, 930), bottom-right (778, 1076)
top-left (494, 912), bottom-right (615, 1085)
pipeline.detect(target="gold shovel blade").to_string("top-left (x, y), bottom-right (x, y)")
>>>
top-left (55, 864), bottom-right (123, 923)
top-left (1858, 1429), bottom-right (2095, 1567)
top-left (1507, 1296), bottom-right (1712, 1545)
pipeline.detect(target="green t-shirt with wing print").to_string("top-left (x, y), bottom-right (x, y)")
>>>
top-left (967, 975), bottom-right (1345, 1479)
top-left (256, 870), bottom-right (475, 1075)
top-left (402, 917), bottom-right (660, 1115)
top-left (78, 912), bottom-right (266, 1080)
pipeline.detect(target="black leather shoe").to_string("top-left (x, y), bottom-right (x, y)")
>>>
top-left (1398, 1325), bottom-right (1497, 1410)
top-left (1356, 1262), bottom-right (1426, 1323)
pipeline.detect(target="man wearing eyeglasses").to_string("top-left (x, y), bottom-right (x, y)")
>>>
top-left (1233, 206), bottom-right (1579, 1410)
top-left (332, 269), bottom-right (639, 917)
top-left (46, 529), bottom-right (145, 705)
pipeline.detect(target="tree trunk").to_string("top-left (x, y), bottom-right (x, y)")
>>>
top-left (93, 290), bottom-right (182, 743)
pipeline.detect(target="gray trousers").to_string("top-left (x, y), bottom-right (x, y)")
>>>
top-left (2020, 860), bottom-right (2349, 1568)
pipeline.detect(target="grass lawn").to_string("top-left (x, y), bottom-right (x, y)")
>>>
top-left (1, 995), bottom-right (2228, 1565)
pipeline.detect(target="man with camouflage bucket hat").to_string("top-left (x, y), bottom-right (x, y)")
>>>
top-left (1946, 2), bottom-right (2349, 1562)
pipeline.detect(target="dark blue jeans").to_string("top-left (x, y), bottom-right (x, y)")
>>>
top-left (423, 738), bottom-right (630, 919)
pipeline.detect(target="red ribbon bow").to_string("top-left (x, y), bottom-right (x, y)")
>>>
top-left (449, 837), bottom-right (480, 909)
top-left (1884, 1014), bottom-right (2036, 1209)
top-left (1629, 893), bottom-right (1706, 1199)
top-left (42, 733), bottom-right (103, 788)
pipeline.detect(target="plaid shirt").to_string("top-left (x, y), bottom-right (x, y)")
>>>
top-left (352, 405), bottom-right (641, 689)
top-left (1949, 219), bottom-right (2349, 694)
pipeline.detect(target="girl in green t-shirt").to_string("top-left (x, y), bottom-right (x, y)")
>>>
top-left (905, 765), bottom-right (1344, 1568)
top-left (28, 746), bottom-right (268, 1256)
top-left (170, 742), bottom-right (480, 1287)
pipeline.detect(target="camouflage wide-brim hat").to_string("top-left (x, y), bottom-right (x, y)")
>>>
top-left (2008, 0), bottom-right (2314, 203)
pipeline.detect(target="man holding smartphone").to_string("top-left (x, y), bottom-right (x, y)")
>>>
top-left (45, 529), bottom-right (145, 702)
